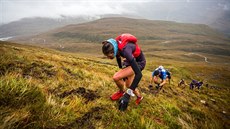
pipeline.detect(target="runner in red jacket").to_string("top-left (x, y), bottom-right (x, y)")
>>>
top-left (102, 33), bottom-right (146, 111)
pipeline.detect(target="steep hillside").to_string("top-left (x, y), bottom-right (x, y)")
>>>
top-left (0, 41), bottom-right (229, 129)
top-left (13, 17), bottom-right (230, 60)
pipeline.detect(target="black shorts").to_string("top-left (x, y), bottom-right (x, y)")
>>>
top-left (123, 60), bottom-right (145, 71)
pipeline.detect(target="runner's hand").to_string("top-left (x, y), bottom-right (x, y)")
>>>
top-left (118, 93), bottom-right (130, 111)
top-left (156, 84), bottom-right (160, 89)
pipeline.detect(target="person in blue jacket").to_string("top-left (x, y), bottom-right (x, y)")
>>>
top-left (149, 66), bottom-right (171, 90)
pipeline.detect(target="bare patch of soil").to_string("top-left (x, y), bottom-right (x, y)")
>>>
top-left (56, 107), bottom-right (104, 129)
top-left (58, 87), bottom-right (100, 103)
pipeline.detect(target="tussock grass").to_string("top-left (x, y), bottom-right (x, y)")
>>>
top-left (0, 41), bottom-right (229, 129)
top-left (0, 76), bottom-right (69, 128)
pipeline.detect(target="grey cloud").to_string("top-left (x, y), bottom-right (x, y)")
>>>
top-left (0, 0), bottom-right (230, 25)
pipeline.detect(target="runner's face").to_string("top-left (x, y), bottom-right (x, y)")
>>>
top-left (106, 53), bottom-right (114, 59)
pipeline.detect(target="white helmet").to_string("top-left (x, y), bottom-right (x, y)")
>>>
top-left (158, 65), bottom-right (164, 70)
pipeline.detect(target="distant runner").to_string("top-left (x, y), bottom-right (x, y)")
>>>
top-left (190, 80), bottom-right (203, 90)
top-left (178, 79), bottom-right (188, 89)
top-left (102, 33), bottom-right (146, 111)
top-left (149, 66), bottom-right (171, 91)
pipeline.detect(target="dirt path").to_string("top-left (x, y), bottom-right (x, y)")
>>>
top-left (184, 53), bottom-right (209, 63)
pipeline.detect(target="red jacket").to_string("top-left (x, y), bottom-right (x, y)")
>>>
top-left (115, 33), bottom-right (141, 57)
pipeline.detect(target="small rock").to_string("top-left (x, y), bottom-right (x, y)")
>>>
top-left (210, 99), bottom-right (216, 102)
top-left (223, 111), bottom-right (227, 114)
top-left (200, 100), bottom-right (206, 104)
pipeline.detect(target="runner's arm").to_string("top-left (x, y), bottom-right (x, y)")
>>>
top-left (123, 44), bottom-right (142, 90)
top-left (129, 59), bottom-right (142, 90)
top-left (116, 56), bottom-right (122, 68)
top-left (159, 71), bottom-right (167, 87)
top-left (159, 79), bottom-right (167, 87)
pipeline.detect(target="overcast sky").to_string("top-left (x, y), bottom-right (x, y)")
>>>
top-left (0, 0), bottom-right (230, 24)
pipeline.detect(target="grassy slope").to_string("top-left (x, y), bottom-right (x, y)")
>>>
top-left (0, 41), bottom-right (229, 129)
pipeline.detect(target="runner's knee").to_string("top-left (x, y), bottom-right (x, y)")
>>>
top-left (153, 80), bottom-right (158, 84)
top-left (113, 74), bottom-right (121, 82)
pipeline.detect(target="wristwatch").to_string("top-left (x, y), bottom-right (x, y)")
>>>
top-left (126, 88), bottom-right (135, 97)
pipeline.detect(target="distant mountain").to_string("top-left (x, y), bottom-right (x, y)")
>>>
top-left (0, 16), bottom-right (100, 38)
top-left (1, 12), bottom-right (229, 39)
top-left (139, 4), bottom-right (230, 37)
top-left (22, 17), bottom-right (226, 41)
top-left (0, 14), bottom-right (144, 39)
top-left (209, 11), bottom-right (230, 37)
top-left (13, 17), bottom-right (230, 57)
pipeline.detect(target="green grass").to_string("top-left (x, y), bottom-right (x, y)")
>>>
top-left (0, 41), bottom-right (229, 129)
top-left (0, 76), bottom-right (71, 128)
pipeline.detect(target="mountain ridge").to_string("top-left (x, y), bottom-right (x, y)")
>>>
top-left (12, 17), bottom-right (230, 58)
top-left (0, 16), bottom-right (100, 38)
